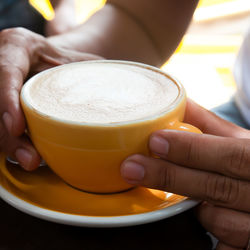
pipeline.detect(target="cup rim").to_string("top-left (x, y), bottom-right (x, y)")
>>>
top-left (21, 60), bottom-right (185, 127)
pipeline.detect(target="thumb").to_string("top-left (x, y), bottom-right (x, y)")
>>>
top-left (185, 99), bottom-right (250, 139)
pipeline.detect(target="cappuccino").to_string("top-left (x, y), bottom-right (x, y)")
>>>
top-left (21, 60), bottom-right (200, 193)
top-left (25, 61), bottom-right (179, 124)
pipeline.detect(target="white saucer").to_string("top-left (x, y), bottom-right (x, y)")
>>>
top-left (0, 153), bottom-right (199, 228)
top-left (0, 183), bottom-right (199, 228)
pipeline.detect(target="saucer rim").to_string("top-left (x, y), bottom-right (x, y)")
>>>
top-left (0, 184), bottom-right (199, 228)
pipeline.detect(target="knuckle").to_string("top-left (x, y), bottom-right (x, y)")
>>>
top-left (0, 27), bottom-right (33, 49)
top-left (4, 27), bottom-right (29, 37)
top-left (0, 27), bottom-right (24, 39)
top-left (157, 163), bottom-right (176, 191)
top-left (185, 134), bottom-right (201, 164)
top-left (0, 29), bottom-right (10, 37)
top-left (225, 143), bottom-right (250, 178)
top-left (11, 27), bottom-right (27, 34)
top-left (0, 27), bottom-right (16, 36)
top-left (204, 174), bottom-right (239, 205)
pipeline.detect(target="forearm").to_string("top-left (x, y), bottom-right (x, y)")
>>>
top-left (48, 3), bottom-right (161, 66)
top-left (45, 0), bottom-right (76, 36)
top-left (48, 0), bottom-right (198, 67)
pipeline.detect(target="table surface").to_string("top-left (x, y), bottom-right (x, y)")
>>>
top-left (0, 198), bottom-right (214, 250)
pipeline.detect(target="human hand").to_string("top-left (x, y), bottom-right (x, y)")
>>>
top-left (121, 100), bottom-right (250, 250)
top-left (0, 27), bottom-right (102, 171)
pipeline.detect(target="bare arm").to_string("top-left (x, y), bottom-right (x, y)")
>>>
top-left (48, 0), bottom-right (198, 66)
top-left (45, 0), bottom-right (77, 36)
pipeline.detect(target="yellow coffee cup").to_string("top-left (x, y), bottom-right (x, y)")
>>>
top-left (20, 60), bottom-right (200, 193)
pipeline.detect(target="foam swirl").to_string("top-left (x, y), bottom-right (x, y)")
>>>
top-left (26, 62), bottom-right (179, 124)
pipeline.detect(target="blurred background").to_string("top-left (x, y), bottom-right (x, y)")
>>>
top-left (30, 0), bottom-right (250, 109)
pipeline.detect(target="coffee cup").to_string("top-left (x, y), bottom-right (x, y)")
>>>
top-left (20, 60), bottom-right (201, 193)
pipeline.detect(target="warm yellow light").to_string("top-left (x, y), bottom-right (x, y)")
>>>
top-left (194, 0), bottom-right (250, 21)
top-left (75, 0), bottom-right (106, 24)
top-left (29, 0), bottom-right (55, 21)
top-left (198, 0), bottom-right (235, 8)
top-left (177, 35), bottom-right (242, 54)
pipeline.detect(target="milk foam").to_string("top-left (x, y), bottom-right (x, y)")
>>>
top-left (26, 62), bottom-right (179, 123)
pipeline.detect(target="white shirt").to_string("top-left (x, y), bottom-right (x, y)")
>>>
top-left (234, 27), bottom-right (250, 126)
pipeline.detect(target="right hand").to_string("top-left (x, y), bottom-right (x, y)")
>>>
top-left (121, 100), bottom-right (250, 249)
top-left (0, 27), bottom-right (102, 171)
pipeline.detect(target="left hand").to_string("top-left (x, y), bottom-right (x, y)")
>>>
top-left (0, 27), bottom-right (103, 171)
top-left (121, 99), bottom-right (250, 250)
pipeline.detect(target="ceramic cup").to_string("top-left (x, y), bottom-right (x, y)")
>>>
top-left (20, 60), bottom-right (201, 193)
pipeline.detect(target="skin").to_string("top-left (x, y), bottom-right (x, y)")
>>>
top-left (45, 0), bottom-right (77, 36)
top-left (48, 0), bottom-right (198, 65)
top-left (121, 100), bottom-right (250, 249)
top-left (0, 27), bottom-right (103, 169)
top-left (0, 0), bottom-right (248, 248)
top-left (0, 0), bottom-right (197, 169)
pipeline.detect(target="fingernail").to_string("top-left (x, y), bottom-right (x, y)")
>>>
top-left (15, 148), bottom-right (33, 171)
top-left (149, 135), bottom-right (169, 155)
top-left (2, 112), bottom-right (12, 133)
top-left (121, 161), bottom-right (145, 184)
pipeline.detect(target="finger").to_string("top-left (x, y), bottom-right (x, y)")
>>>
top-left (196, 202), bottom-right (250, 249)
top-left (0, 66), bottom-right (26, 136)
top-left (120, 154), bottom-right (250, 212)
top-left (0, 122), bottom-right (41, 170)
top-left (14, 137), bottom-right (41, 171)
top-left (149, 130), bottom-right (250, 181)
top-left (0, 29), bottom-right (31, 136)
top-left (185, 99), bottom-right (250, 139)
top-left (216, 242), bottom-right (243, 250)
